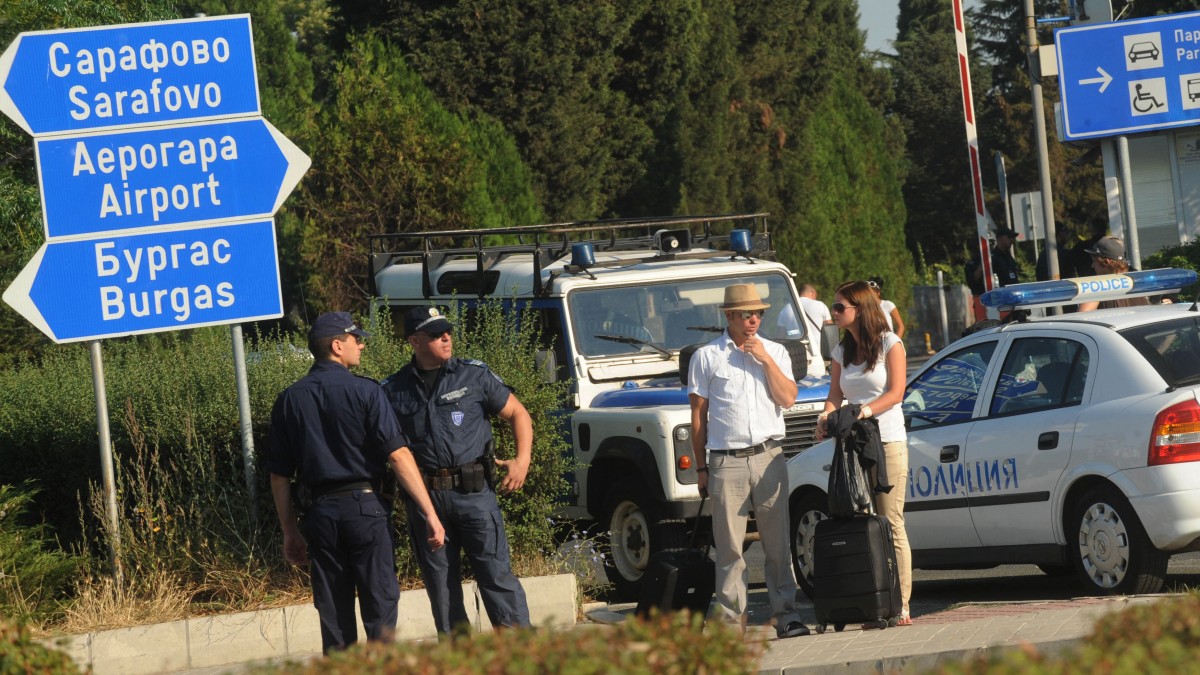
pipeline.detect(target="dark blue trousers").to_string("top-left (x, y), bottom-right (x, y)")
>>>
top-left (304, 490), bottom-right (399, 653)
top-left (407, 488), bottom-right (530, 634)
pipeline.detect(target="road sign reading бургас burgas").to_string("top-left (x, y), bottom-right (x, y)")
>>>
top-left (1057, 10), bottom-right (1200, 141)
top-left (0, 14), bottom-right (259, 136)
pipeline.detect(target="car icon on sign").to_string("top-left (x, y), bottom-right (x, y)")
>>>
top-left (1129, 41), bottom-right (1160, 62)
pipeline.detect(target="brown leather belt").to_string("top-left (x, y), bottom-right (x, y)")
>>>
top-left (708, 439), bottom-right (780, 458)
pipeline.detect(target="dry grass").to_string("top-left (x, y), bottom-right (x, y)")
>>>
top-left (45, 567), bottom-right (312, 638)
top-left (54, 569), bottom-right (192, 636)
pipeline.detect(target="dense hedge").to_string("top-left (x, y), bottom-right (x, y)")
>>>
top-left (247, 611), bottom-right (759, 675)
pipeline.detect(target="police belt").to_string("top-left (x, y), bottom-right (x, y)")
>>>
top-left (423, 458), bottom-right (484, 491)
top-left (708, 439), bottom-right (780, 458)
top-left (311, 480), bottom-right (373, 499)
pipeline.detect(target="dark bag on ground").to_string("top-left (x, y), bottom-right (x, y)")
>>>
top-left (811, 514), bottom-right (901, 629)
top-left (635, 497), bottom-right (714, 619)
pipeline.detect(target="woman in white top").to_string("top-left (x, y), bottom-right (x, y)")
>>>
top-left (816, 279), bottom-right (912, 626)
top-left (868, 276), bottom-right (905, 339)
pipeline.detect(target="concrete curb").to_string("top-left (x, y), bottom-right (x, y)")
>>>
top-left (39, 573), bottom-right (577, 675)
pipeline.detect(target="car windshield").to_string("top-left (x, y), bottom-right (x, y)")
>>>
top-left (1121, 316), bottom-right (1200, 387)
top-left (568, 274), bottom-right (803, 357)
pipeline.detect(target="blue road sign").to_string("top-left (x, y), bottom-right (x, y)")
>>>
top-left (1, 220), bottom-right (282, 343)
top-left (1057, 10), bottom-right (1200, 140)
top-left (0, 14), bottom-right (259, 136)
top-left (36, 117), bottom-right (310, 239)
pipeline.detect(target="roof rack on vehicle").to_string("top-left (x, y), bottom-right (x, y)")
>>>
top-left (980, 268), bottom-right (1198, 310)
top-left (367, 213), bottom-right (772, 298)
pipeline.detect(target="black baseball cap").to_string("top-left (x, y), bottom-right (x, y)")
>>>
top-left (1085, 236), bottom-right (1126, 262)
top-left (309, 312), bottom-right (370, 340)
top-left (404, 306), bottom-right (453, 336)
top-left (993, 227), bottom-right (1020, 239)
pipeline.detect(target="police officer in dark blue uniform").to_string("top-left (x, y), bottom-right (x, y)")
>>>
top-left (267, 312), bottom-right (446, 654)
top-left (382, 307), bottom-right (533, 635)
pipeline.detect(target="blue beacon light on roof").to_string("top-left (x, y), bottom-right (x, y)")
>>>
top-left (980, 268), bottom-right (1197, 309)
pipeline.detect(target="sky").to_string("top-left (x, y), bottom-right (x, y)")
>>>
top-left (859, 0), bottom-right (982, 54)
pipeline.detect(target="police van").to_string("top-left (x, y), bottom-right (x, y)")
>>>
top-left (787, 268), bottom-right (1200, 596)
top-left (369, 214), bottom-right (830, 598)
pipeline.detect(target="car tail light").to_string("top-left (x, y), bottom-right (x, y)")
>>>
top-left (1149, 399), bottom-right (1200, 466)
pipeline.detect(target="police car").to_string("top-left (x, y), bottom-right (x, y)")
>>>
top-left (788, 268), bottom-right (1200, 596)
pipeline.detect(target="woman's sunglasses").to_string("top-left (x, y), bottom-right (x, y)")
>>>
top-left (831, 302), bottom-right (855, 314)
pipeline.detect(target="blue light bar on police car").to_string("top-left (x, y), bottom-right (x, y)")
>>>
top-left (980, 268), bottom-right (1197, 309)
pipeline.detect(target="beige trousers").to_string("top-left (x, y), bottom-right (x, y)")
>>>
top-left (872, 440), bottom-right (912, 613)
top-left (709, 445), bottom-right (801, 627)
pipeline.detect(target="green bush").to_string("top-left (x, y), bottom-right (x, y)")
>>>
top-left (937, 592), bottom-right (1200, 674)
top-left (248, 611), bottom-right (759, 674)
top-left (0, 615), bottom-right (79, 675)
top-left (0, 484), bottom-right (82, 625)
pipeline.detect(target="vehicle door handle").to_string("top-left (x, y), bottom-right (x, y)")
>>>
top-left (1038, 431), bottom-right (1059, 450)
top-left (940, 445), bottom-right (960, 462)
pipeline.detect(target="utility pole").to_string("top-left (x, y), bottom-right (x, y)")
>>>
top-left (1026, 0), bottom-right (1060, 284)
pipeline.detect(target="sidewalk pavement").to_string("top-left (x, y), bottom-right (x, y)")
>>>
top-left (587, 594), bottom-right (1164, 674)
top-left (747, 594), bottom-right (1161, 674)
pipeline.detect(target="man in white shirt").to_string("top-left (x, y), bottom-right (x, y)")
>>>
top-left (687, 284), bottom-right (809, 639)
top-left (798, 284), bottom-right (832, 376)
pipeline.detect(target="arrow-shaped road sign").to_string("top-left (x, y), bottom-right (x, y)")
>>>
top-left (2, 220), bottom-right (282, 343)
top-left (0, 15), bottom-right (259, 136)
top-left (1079, 67), bottom-right (1113, 93)
top-left (36, 117), bottom-right (311, 239)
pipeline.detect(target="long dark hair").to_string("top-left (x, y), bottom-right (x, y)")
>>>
top-left (836, 280), bottom-right (890, 370)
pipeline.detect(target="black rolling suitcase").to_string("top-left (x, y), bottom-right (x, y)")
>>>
top-left (635, 497), bottom-right (714, 619)
top-left (811, 428), bottom-right (901, 633)
top-left (811, 513), bottom-right (901, 632)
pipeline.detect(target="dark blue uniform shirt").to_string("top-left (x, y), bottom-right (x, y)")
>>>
top-left (381, 357), bottom-right (511, 469)
top-left (266, 360), bottom-right (409, 487)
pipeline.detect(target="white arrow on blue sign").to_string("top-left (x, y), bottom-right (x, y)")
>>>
top-left (1, 220), bottom-right (282, 343)
top-left (36, 117), bottom-right (310, 239)
top-left (1057, 10), bottom-right (1200, 140)
top-left (0, 14), bottom-right (260, 136)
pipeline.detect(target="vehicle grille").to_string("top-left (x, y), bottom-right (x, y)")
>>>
top-left (782, 410), bottom-right (822, 457)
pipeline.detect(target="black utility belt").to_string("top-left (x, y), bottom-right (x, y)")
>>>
top-left (310, 481), bottom-right (373, 500)
top-left (709, 439), bottom-right (779, 458)
top-left (423, 458), bottom-right (488, 492)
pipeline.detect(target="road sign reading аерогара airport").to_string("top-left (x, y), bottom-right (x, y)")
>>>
top-left (1057, 10), bottom-right (1200, 140)
top-left (0, 14), bottom-right (260, 136)
top-left (36, 117), bottom-right (309, 239)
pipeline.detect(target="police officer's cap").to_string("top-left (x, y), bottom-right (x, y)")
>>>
top-left (405, 306), bottom-right (453, 336)
top-left (309, 312), bottom-right (370, 340)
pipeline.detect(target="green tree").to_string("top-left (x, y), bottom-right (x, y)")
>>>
top-left (890, 0), bottom-right (991, 265)
top-left (290, 33), bottom-right (542, 311)
top-left (972, 0), bottom-right (1105, 257)
top-left (385, 0), bottom-right (664, 220)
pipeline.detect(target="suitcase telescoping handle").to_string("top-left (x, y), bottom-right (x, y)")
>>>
top-left (689, 495), bottom-right (708, 552)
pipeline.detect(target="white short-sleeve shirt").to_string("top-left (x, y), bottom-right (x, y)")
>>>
top-left (832, 332), bottom-right (906, 443)
top-left (688, 332), bottom-right (794, 449)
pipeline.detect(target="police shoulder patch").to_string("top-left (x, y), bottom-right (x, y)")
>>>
top-left (463, 359), bottom-right (487, 368)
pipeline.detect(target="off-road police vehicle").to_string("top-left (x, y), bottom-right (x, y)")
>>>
top-left (369, 214), bottom-right (830, 597)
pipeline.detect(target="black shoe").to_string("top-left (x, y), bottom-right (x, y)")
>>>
top-left (777, 621), bottom-right (811, 639)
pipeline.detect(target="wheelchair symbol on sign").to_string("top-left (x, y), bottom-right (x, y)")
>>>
top-left (1133, 83), bottom-right (1165, 113)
